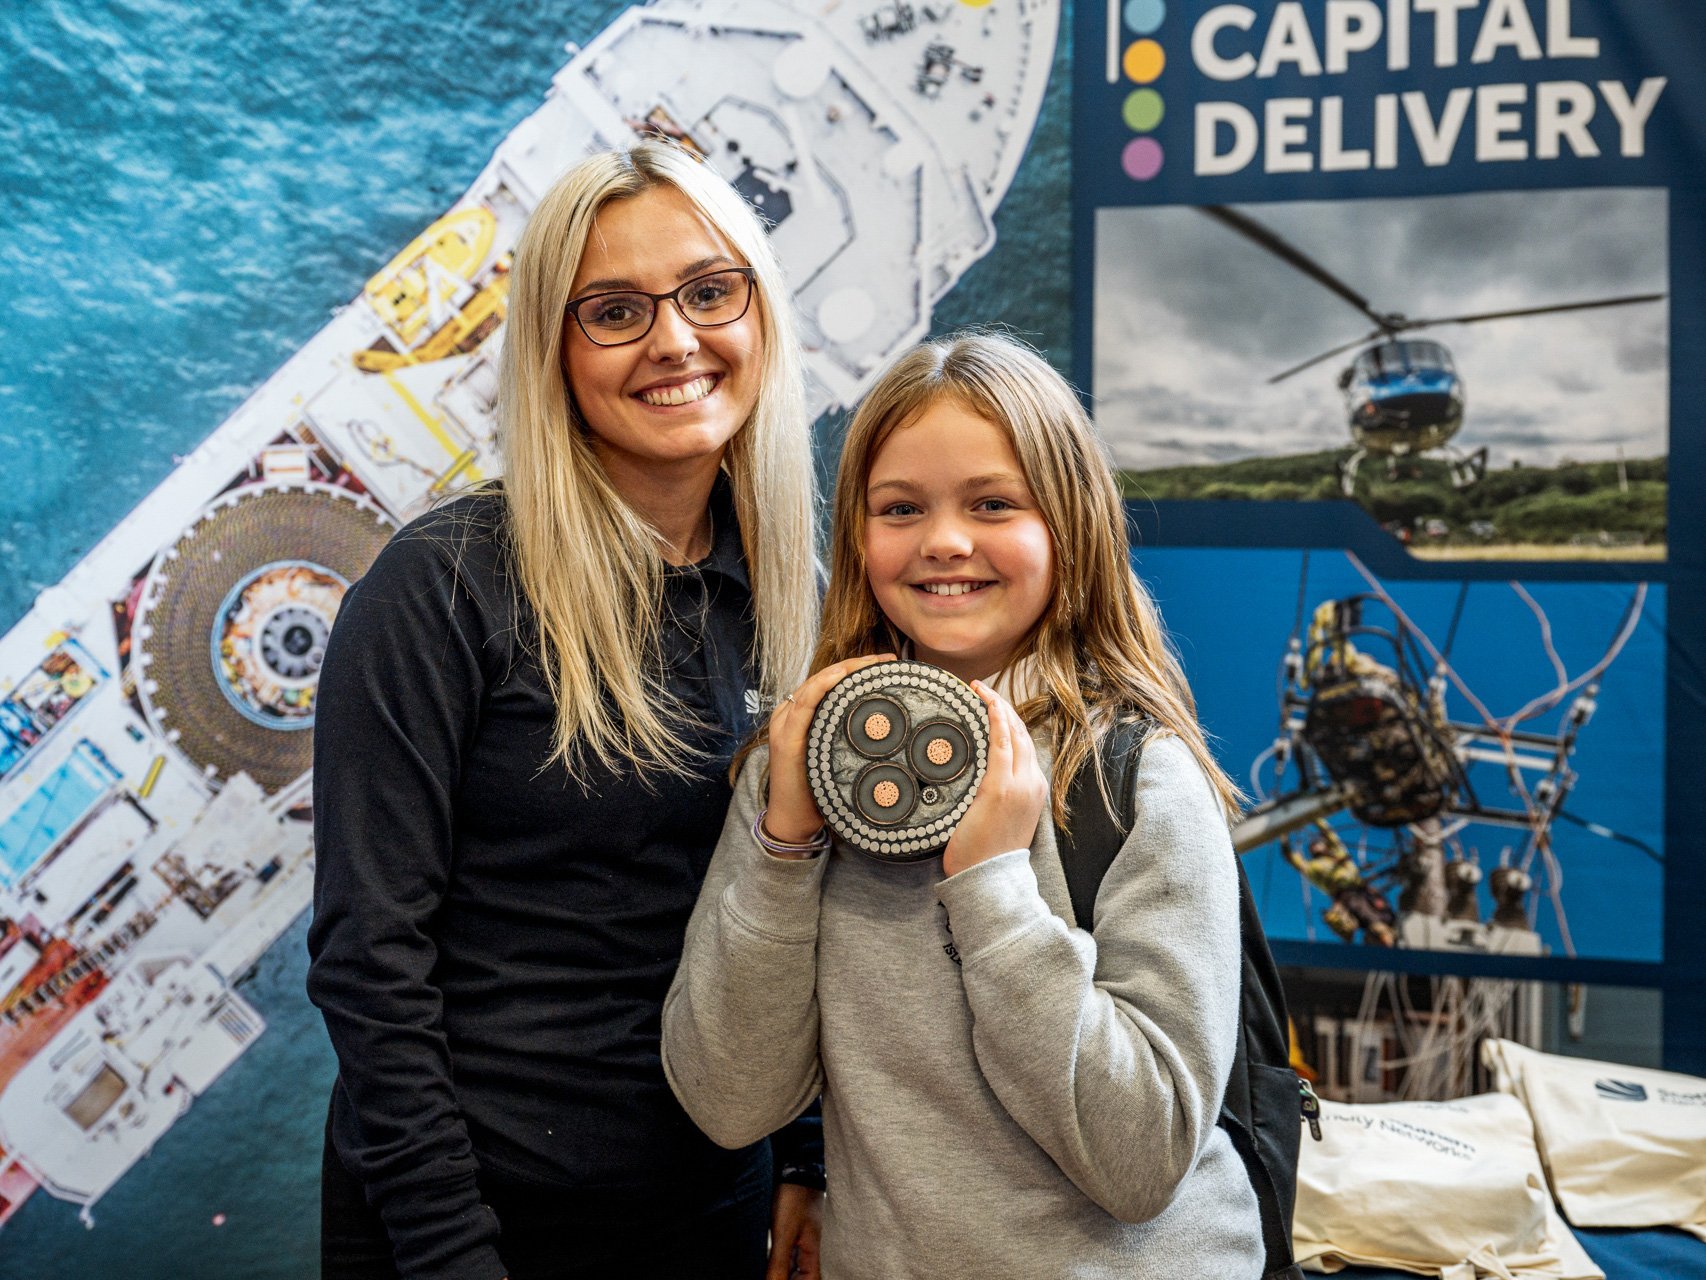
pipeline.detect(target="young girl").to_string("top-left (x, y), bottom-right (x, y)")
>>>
top-left (662, 332), bottom-right (1265, 1279)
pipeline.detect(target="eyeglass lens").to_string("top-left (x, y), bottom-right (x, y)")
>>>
top-left (576, 270), bottom-right (752, 345)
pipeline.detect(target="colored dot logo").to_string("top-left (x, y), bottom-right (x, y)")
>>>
top-left (1118, 0), bottom-right (1166, 181)
top-left (1123, 89), bottom-right (1163, 131)
top-left (1122, 41), bottom-right (1164, 83)
top-left (1124, 0), bottom-right (1165, 32)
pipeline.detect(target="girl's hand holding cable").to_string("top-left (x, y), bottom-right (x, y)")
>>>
top-left (763, 654), bottom-right (897, 850)
top-left (942, 680), bottom-right (1047, 877)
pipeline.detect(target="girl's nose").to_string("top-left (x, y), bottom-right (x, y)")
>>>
top-left (919, 513), bottom-right (974, 560)
top-left (646, 299), bottom-right (701, 363)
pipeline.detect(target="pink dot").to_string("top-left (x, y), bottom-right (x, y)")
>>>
top-left (212, 1213), bottom-right (227, 1227)
top-left (1122, 137), bottom-right (1164, 181)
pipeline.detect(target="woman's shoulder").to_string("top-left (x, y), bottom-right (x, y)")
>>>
top-left (343, 489), bottom-right (515, 633)
top-left (364, 490), bottom-right (508, 584)
top-left (393, 487), bottom-right (507, 549)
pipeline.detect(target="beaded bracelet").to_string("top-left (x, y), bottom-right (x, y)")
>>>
top-left (753, 808), bottom-right (832, 858)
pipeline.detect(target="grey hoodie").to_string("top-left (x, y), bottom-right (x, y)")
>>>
top-left (663, 734), bottom-right (1264, 1279)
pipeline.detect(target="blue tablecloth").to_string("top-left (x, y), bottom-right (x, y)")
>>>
top-left (1338, 1225), bottom-right (1706, 1279)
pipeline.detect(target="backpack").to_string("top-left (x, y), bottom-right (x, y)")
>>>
top-left (1058, 719), bottom-right (1318, 1280)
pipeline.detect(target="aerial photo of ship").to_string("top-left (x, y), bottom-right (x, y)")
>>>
top-left (0, 0), bottom-right (1061, 1257)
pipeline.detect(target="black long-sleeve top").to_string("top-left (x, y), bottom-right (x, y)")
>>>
top-left (307, 480), bottom-right (814, 1280)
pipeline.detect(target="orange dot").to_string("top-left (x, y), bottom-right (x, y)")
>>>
top-left (864, 712), bottom-right (892, 740)
top-left (873, 780), bottom-right (901, 808)
top-left (1123, 39), bottom-right (1165, 84)
top-left (926, 737), bottom-right (953, 766)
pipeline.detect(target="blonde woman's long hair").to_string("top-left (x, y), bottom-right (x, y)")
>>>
top-left (496, 141), bottom-right (816, 778)
top-left (816, 332), bottom-right (1241, 824)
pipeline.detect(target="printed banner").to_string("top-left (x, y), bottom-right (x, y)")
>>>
top-left (1073, 1), bottom-right (1705, 975)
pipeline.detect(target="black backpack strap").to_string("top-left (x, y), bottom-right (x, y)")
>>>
top-left (1057, 719), bottom-right (1152, 930)
top-left (1221, 1101), bottom-right (1305, 1280)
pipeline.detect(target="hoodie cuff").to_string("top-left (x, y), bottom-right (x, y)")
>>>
top-left (936, 849), bottom-right (1051, 962)
top-left (724, 840), bottom-right (829, 943)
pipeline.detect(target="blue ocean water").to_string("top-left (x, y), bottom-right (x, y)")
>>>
top-left (0, 0), bottom-right (628, 627)
top-left (0, 0), bottom-right (1072, 1273)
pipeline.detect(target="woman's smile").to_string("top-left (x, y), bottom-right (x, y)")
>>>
top-left (634, 372), bottom-right (722, 407)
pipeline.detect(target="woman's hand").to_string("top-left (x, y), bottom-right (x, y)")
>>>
top-left (942, 680), bottom-right (1048, 878)
top-left (767, 1182), bottom-right (823, 1279)
top-left (763, 654), bottom-right (897, 847)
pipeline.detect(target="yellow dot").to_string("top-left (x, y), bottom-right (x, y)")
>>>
top-left (873, 780), bottom-right (901, 808)
top-left (864, 712), bottom-right (892, 741)
top-left (1123, 39), bottom-right (1165, 84)
top-left (959, 0), bottom-right (994, 7)
top-left (926, 738), bottom-right (953, 766)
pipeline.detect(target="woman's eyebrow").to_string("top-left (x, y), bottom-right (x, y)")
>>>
top-left (573, 255), bottom-right (739, 295)
top-left (676, 254), bottom-right (737, 279)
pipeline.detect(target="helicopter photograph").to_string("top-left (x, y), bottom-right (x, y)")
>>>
top-left (1128, 545), bottom-right (1664, 965)
top-left (1091, 187), bottom-right (1668, 561)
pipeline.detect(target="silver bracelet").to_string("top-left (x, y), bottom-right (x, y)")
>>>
top-left (753, 808), bottom-right (831, 857)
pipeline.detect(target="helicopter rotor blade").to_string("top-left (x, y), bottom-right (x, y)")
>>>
top-left (1199, 204), bottom-right (1393, 332)
top-left (1267, 330), bottom-right (1385, 385)
top-left (1398, 292), bottom-right (1666, 331)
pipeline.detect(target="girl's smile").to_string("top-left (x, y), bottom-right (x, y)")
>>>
top-left (863, 398), bottom-right (1055, 681)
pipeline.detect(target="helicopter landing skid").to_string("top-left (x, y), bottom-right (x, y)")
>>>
top-left (1447, 445), bottom-right (1488, 489)
top-left (1337, 448), bottom-right (1368, 497)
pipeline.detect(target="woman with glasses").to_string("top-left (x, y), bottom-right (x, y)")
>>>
top-left (308, 142), bottom-right (823, 1280)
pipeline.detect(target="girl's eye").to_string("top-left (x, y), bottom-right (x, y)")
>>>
top-left (975, 497), bottom-right (1017, 513)
top-left (879, 501), bottom-right (921, 517)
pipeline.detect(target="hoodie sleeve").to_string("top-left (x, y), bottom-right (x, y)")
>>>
top-left (935, 735), bottom-right (1242, 1223)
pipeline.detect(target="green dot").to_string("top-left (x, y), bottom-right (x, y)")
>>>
top-left (1122, 88), bottom-right (1165, 132)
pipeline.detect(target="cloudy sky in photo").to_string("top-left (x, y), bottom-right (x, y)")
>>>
top-left (1092, 187), bottom-right (1668, 471)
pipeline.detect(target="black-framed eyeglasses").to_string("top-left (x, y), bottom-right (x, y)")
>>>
top-left (564, 267), bottom-right (757, 347)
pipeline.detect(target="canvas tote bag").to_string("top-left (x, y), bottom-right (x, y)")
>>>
top-left (1482, 1038), bottom-right (1706, 1240)
top-left (1293, 1093), bottom-right (1601, 1279)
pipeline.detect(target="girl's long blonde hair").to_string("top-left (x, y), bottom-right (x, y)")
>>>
top-left (496, 141), bottom-right (816, 778)
top-left (816, 331), bottom-right (1241, 824)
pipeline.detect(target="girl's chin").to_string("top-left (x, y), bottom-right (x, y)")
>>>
top-left (910, 640), bottom-right (1018, 681)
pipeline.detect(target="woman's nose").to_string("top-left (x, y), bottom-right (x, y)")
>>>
top-left (646, 299), bottom-right (700, 363)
